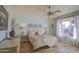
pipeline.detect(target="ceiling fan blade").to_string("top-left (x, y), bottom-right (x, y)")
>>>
top-left (52, 10), bottom-right (61, 13)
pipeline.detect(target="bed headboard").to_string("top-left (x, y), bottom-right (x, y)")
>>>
top-left (19, 23), bottom-right (47, 35)
top-left (27, 24), bottom-right (47, 35)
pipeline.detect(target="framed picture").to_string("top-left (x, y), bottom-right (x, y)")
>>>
top-left (0, 5), bottom-right (8, 30)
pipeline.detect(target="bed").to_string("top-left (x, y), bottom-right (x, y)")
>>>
top-left (28, 32), bottom-right (58, 49)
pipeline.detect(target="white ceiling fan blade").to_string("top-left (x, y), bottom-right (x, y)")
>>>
top-left (52, 10), bottom-right (61, 13)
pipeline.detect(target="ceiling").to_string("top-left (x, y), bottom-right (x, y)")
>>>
top-left (5, 5), bottom-right (79, 18)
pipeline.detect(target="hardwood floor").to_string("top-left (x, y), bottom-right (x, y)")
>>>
top-left (1, 41), bottom-right (79, 53)
top-left (20, 41), bottom-right (33, 53)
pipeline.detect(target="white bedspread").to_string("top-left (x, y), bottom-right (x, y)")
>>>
top-left (29, 34), bottom-right (58, 49)
top-left (44, 35), bottom-right (58, 47)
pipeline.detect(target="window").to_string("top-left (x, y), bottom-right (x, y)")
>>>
top-left (57, 17), bottom-right (77, 39)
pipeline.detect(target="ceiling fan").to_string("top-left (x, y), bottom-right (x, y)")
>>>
top-left (42, 6), bottom-right (61, 17)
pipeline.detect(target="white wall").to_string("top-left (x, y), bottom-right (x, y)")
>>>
top-left (48, 18), bottom-right (57, 35)
top-left (14, 16), bottom-right (50, 35)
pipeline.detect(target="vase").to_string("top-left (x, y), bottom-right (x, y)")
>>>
top-left (9, 29), bottom-right (15, 37)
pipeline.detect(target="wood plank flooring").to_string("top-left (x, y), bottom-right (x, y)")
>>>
top-left (1, 41), bottom-right (79, 53)
top-left (20, 41), bottom-right (33, 53)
